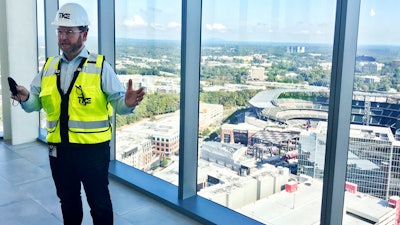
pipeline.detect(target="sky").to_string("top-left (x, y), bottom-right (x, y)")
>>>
top-left (41, 0), bottom-right (400, 45)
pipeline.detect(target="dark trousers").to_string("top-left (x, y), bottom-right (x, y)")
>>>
top-left (49, 142), bottom-right (113, 225)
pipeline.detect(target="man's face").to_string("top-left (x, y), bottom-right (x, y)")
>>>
top-left (56, 26), bottom-right (87, 59)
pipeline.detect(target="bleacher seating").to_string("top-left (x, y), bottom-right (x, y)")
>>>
top-left (255, 90), bottom-right (400, 132)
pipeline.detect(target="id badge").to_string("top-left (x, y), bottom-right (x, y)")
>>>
top-left (49, 145), bottom-right (57, 157)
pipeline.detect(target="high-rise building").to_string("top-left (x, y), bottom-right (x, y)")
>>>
top-left (298, 122), bottom-right (400, 200)
top-left (287, 46), bottom-right (305, 53)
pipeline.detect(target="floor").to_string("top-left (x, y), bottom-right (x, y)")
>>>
top-left (0, 140), bottom-right (204, 225)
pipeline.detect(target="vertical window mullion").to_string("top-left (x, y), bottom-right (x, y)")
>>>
top-left (98, 0), bottom-right (116, 160)
top-left (44, 0), bottom-right (58, 57)
top-left (179, 0), bottom-right (202, 199)
top-left (321, 0), bottom-right (361, 224)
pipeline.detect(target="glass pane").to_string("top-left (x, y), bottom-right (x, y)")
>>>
top-left (115, 0), bottom-right (181, 185)
top-left (0, 51), bottom-right (2, 137)
top-left (199, 0), bottom-right (336, 224)
top-left (344, 1), bottom-right (400, 224)
top-left (37, 0), bottom-right (46, 141)
top-left (37, 0), bottom-right (45, 70)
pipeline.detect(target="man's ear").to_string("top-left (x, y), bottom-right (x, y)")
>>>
top-left (82, 31), bottom-right (88, 42)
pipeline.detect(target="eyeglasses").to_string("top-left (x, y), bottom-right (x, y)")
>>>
top-left (56, 29), bottom-right (82, 37)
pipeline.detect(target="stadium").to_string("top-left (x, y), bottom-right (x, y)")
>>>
top-left (248, 88), bottom-right (400, 135)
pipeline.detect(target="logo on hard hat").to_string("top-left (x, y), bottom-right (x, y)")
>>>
top-left (52, 3), bottom-right (90, 27)
top-left (58, 13), bottom-right (71, 20)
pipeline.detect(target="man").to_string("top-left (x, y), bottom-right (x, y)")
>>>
top-left (11, 3), bottom-right (144, 225)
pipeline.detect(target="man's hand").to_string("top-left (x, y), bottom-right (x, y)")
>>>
top-left (125, 79), bottom-right (145, 107)
top-left (10, 85), bottom-right (30, 102)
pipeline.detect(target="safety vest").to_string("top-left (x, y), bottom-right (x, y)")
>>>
top-left (40, 53), bottom-right (113, 145)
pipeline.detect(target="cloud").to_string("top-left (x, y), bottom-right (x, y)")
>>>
top-left (123, 15), bottom-right (180, 32)
top-left (205, 23), bottom-right (227, 32)
top-left (150, 23), bottom-right (164, 30)
top-left (124, 15), bottom-right (148, 27)
top-left (300, 30), bottom-right (310, 34)
top-left (167, 22), bottom-right (181, 29)
top-left (370, 8), bottom-right (376, 17)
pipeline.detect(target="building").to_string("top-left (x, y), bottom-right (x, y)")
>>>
top-left (361, 75), bottom-right (381, 83)
top-left (198, 165), bottom-right (290, 210)
top-left (298, 122), bottom-right (400, 200)
top-left (200, 141), bottom-right (247, 171)
top-left (250, 128), bottom-right (300, 160)
top-left (199, 102), bottom-right (224, 132)
top-left (117, 74), bottom-right (156, 93)
top-left (152, 127), bottom-right (180, 156)
top-left (220, 123), bottom-right (263, 146)
top-left (360, 62), bottom-right (384, 74)
top-left (287, 46), bottom-right (305, 53)
top-left (238, 179), bottom-right (399, 225)
top-left (116, 112), bottom-right (180, 168)
top-left (145, 115), bottom-right (180, 157)
top-left (117, 137), bottom-right (153, 170)
top-left (249, 67), bottom-right (265, 80)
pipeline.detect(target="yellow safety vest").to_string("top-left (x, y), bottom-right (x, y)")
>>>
top-left (40, 54), bottom-right (113, 145)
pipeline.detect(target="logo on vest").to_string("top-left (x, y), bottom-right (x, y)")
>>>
top-left (75, 85), bottom-right (92, 106)
top-left (58, 13), bottom-right (71, 20)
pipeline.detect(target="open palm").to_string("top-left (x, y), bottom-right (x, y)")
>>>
top-left (125, 79), bottom-right (145, 107)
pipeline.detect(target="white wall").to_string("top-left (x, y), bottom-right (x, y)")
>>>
top-left (0, 0), bottom-right (39, 144)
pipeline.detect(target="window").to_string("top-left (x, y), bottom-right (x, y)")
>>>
top-left (343, 0), bottom-right (400, 223)
top-left (115, 0), bottom-right (181, 183)
top-left (198, 0), bottom-right (337, 224)
top-left (34, 0), bottom-right (398, 224)
top-left (37, 0), bottom-right (46, 141)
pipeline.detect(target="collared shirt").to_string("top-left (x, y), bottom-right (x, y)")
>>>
top-left (21, 47), bottom-right (135, 114)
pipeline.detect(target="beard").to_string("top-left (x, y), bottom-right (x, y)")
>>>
top-left (59, 35), bottom-right (84, 59)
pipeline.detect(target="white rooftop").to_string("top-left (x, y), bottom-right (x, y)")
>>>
top-left (237, 180), bottom-right (395, 225)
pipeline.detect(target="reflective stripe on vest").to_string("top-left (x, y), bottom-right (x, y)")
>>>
top-left (47, 117), bottom-right (113, 130)
top-left (69, 119), bottom-right (110, 129)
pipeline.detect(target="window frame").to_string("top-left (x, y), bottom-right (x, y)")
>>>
top-left (39, 0), bottom-right (362, 224)
top-left (321, 0), bottom-right (361, 224)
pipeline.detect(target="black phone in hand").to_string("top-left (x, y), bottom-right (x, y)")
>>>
top-left (8, 77), bottom-right (18, 96)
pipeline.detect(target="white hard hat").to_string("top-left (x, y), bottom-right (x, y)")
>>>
top-left (52, 3), bottom-right (90, 27)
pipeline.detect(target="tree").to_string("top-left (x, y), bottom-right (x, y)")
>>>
top-left (160, 157), bottom-right (169, 167)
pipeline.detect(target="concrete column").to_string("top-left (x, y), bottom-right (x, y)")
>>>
top-left (0, 0), bottom-right (39, 144)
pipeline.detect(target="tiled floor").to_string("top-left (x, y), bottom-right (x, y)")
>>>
top-left (0, 140), bottom-right (203, 225)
